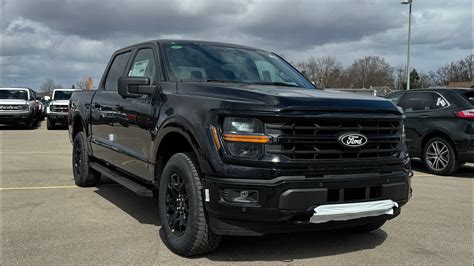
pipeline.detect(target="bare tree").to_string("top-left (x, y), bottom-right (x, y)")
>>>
top-left (40, 79), bottom-right (63, 92)
top-left (418, 72), bottom-right (433, 88)
top-left (297, 56), bottom-right (343, 88)
top-left (394, 65), bottom-right (406, 90)
top-left (430, 55), bottom-right (472, 86)
top-left (75, 80), bottom-right (88, 90)
top-left (347, 56), bottom-right (394, 88)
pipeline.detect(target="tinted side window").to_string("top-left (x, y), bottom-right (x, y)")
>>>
top-left (105, 52), bottom-right (131, 91)
top-left (401, 92), bottom-right (448, 112)
top-left (459, 90), bottom-right (474, 106)
top-left (128, 49), bottom-right (157, 83)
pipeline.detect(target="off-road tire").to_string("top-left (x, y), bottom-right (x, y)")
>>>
top-left (72, 132), bottom-right (100, 187)
top-left (47, 118), bottom-right (55, 130)
top-left (25, 118), bottom-right (35, 129)
top-left (158, 152), bottom-right (221, 256)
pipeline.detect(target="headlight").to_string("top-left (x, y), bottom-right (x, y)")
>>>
top-left (22, 104), bottom-right (29, 110)
top-left (223, 117), bottom-right (263, 133)
top-left (50, 105), bottom-right (56, 111)
top-left (221, 117), bottom-right (269, 159)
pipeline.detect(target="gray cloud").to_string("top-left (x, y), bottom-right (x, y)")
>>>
top-left (1, 0), bottom-right (472, 89)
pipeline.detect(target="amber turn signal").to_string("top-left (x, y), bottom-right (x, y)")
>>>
top-left (222, 133), bottom-right (270, 143)
top-left (211, 126), bottom-right (221, 150)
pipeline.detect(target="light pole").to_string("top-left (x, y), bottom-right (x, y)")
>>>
top-left (402, 0), bottom-right (413, 90)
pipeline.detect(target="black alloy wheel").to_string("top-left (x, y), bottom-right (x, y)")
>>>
top-left (165, 173), bottom-right (189, 236)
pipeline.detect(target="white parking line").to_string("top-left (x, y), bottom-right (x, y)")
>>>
top-left (2, 151), bottom-right (70, 154)
top-left (0, 185), bottom-right (79, 191)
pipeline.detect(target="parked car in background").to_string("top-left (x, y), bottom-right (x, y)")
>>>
top-left (34, 96), bottom-right (45, 120)
top-left (47, 89), bottom-right (77, 129)
top-left (0, 87), bottom-right (39, 128)
top-left (385, 88), bottom-right (474, 175)
top-left (40, 96), bottom-right (50, 119)
top-left (69, 40), bottom-right (412, 256)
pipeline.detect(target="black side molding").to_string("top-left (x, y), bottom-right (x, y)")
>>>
top-left (90, 162), bottom-right (154, 197)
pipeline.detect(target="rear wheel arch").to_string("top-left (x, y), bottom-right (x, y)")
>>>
top-left (421, 130), bottom-right (457, 154)
top-left (72, 116), bottom-right (84, 140)
top-left (71, 115), bottom-right (91, 156)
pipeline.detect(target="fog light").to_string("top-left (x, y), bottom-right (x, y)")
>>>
top-left (221, 189), bottom-right (258, 205)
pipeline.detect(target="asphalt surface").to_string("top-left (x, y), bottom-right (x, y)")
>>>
top-left (1, 122), bottom-right (473, 264)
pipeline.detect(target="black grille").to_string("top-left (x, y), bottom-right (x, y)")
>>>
top-left (266, 118), bottom-right (402, 161)
top-left (51, 105), bottom-right (68, 113)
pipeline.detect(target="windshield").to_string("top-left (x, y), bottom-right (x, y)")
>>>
top-left (53, 90), bottom-right (73, 100)
top-left (0, 89), bottom-right (28, 100)
top-left (163, 43), bottom-right (316, 89)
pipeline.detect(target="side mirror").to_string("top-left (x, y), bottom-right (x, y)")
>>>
top-left (118, 77), bottom-right (155, 98)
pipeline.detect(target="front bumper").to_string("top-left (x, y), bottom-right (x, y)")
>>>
top-left (48, 112), bottom-right (68, 123)
top-left (0, 111), bottom-right (34, 123)
top-left (202, 171), bottom-right (411, 236)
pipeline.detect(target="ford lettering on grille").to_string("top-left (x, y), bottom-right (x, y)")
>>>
top-left (338, 133), bottom-right (368, 148)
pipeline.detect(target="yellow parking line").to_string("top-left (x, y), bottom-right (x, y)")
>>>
top-left (0, 185), bottom-right (78, 191)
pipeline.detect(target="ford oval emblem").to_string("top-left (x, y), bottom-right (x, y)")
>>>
top-left (338, 132), bottom-right (368, 148)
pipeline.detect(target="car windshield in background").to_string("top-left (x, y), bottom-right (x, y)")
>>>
top-left (53, 91), bottom-right (73, 100)
top-left (163, 43), bottom-right (316, 89)
top-left (459, 90), bottom-right (474, 106)
top-left (0, 89), bottom-right (28, 100)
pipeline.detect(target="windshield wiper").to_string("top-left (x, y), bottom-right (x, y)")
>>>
top-left (250, 81), bottom-right (299, 87)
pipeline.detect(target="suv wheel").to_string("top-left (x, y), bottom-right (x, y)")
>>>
top-left (72, 132), bottom-right (100, 187)
top-left (423, 137), bottom-right (459, 175)
top-left (47, 118), bottom-right (55, 130)
top-left (158, 152), bottom-right (221, 256)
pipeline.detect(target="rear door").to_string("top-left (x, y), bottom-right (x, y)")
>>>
top-left (399, 91), bottom-right (451, 156)
top-left (90, 50), bottom-right (132, 165)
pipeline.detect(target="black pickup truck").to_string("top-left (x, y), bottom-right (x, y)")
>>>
top-left (69, 40), bottom-right (412, 256)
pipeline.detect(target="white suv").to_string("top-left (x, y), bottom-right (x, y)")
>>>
top-left (47, 89), bottom-right (77, 129)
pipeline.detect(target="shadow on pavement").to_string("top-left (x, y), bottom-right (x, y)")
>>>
top-left (411, 161), bottom-right (473, 178)
top-left (94, 180), bottom-right (388, 261)
top-left (206, 229), bottom-right (387, 262)
top-left (0, 124), bottom-right (41, 130)
top-left (94, 183), bottom-right (160, 226)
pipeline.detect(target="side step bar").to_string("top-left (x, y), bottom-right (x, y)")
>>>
top-left (90, 162), bottom-right (154, 197)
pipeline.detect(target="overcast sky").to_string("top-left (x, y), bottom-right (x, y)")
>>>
top-left (1, 0), bottom-right (472, 90)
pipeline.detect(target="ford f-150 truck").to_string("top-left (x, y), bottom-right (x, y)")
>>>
top-left (69, 40), bottom-right (412, 256)
top-left (47, 88), bottom-right (77, 129)
top-left (0, 87), bottom-right (39, 128)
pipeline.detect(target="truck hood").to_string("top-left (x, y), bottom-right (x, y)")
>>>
top-left (178, 82), bottom-right (401, 114)
top-left (51, 100), bottom-right (69, 106)
top-left (0, 99), bottom-right (28, 105)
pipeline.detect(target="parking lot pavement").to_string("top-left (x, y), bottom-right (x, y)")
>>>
top-left (1, 123), bottom-right (473, 264)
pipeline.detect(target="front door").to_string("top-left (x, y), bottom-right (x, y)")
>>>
top-left (113, 46), bottom-right (160, 180)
